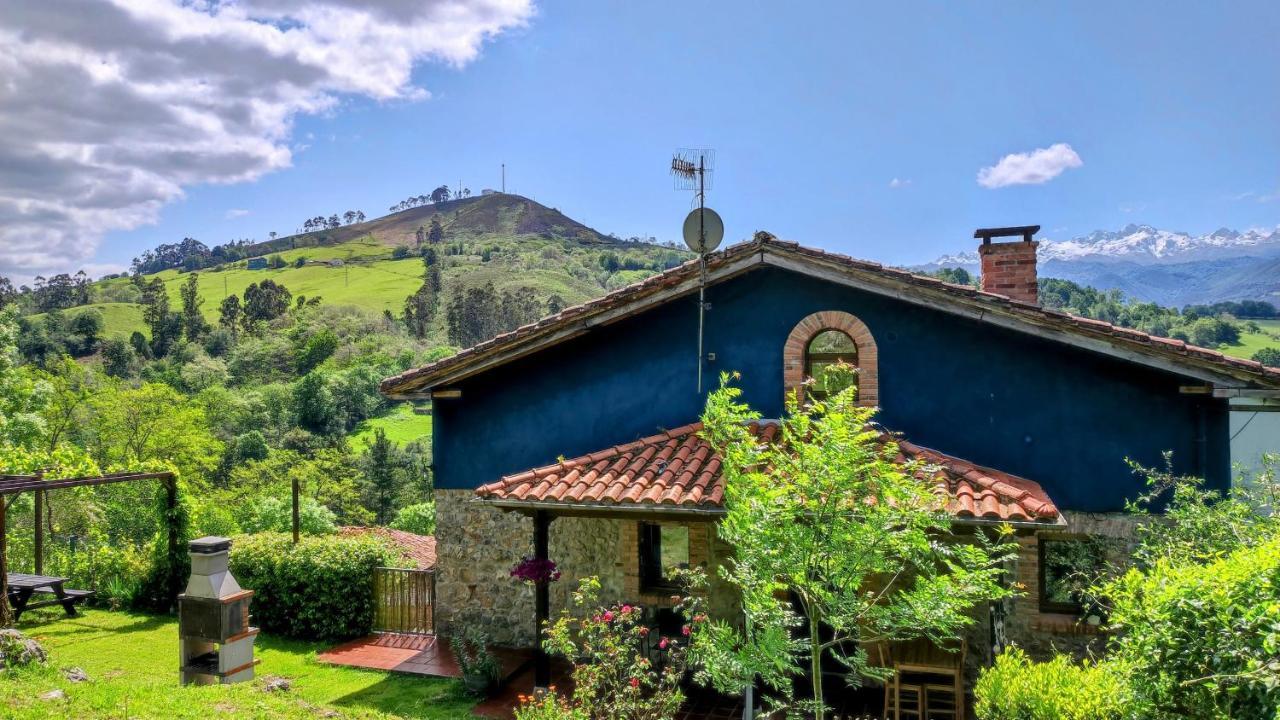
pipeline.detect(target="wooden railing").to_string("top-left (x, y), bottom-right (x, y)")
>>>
top-left (373, 567), bottom-right (435, 634)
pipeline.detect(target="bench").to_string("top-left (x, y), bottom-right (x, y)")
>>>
top-left (6, 574), bottom-right (94, 621)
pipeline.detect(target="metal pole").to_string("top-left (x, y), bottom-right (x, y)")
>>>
top-left (696, 153), bottom-right (707, 394)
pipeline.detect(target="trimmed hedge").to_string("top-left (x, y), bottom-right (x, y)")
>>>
top-left (229, 532), bottom-right (396, 641)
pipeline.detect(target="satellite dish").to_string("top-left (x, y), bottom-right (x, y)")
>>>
top-left (682, 207), bottom-right (724, 255)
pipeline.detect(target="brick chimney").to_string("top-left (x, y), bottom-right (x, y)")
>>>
top-left (975, 225), bottom-right (1040, 304)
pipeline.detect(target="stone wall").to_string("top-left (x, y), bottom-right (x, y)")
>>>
top-left (434, 489), bottom-right (534, 646)
top-left (1002, 511), bottom-right (1142, 661)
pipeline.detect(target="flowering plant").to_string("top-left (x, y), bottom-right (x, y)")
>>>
top-left (514, 570), bottom-right (708, 720)
top-left (510, 555), bottom-right (562, 585)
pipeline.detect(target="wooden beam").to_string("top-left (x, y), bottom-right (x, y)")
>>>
top-left (0, 471), bottom-right (174, 495)
top-left (1213, 388), bottom-right (1280, 399)
top-left (33, 486), bottom-right (42, 576)
top-left (0, 488), bottom-right (9, 627)
top-left (430, 389), bottom-right (462, 400)
top-left (1179, 385), bottom-right (1214, 395)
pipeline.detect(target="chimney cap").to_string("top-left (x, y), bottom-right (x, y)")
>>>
top-left (189, 536), bottom-right (232, 554)
top-left (974, 225), bottom-right (1040, 244)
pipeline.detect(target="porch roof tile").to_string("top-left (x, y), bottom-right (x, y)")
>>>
top-left (474, 422), bottom-right (1062, 524)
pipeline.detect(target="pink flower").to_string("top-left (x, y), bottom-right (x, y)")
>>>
top-left (630, 677), bottom-right (640, 689)
top-left (621, 604), bottom-right (633, 614)
top-left (638, 627), bottom-right (649, 636)
top-left (602, 611), bottom-right (615, 623)
top-left (681, 625), bottom-right (691, 636)
top-left (658, 638), bottom-right (668, 650)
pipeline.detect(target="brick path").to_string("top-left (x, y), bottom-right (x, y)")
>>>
top-left (317, 633), bottom-right (529, 679)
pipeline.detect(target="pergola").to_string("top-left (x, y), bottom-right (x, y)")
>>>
top-left (0, 470), bottom-right (178, 621)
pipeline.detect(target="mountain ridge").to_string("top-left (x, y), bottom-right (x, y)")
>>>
top-left (920, 223), bottom-right (1280, 306)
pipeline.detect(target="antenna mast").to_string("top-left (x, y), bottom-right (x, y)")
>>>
top-left (671, 149), bottom-right (720, 394)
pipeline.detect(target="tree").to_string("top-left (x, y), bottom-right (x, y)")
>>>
top-left (343, 210), bottom-right (357, 225)
top-left (415, 226), bottom-right (426, 247)
top-left (140, 278), bottom-right (179, 357)
top-left (0, 309), bottom-right (49, 452)
top-left (356, 211), bottom-right (366, 223)
top-left (694, 368), bottom-right (1015, 718)
top-left (101, 338), bottom-right (137, 378)
top-left (179, 273), bottom-right (208, 341)
top-left (1251, 347), bottom-right (1280, 368)
top-left (69, 309), bottom-right (104, 354)
top-left (327, 214), bottom-right (340, 229)
top-left (361, 428), bottom-right (408, 524)
top-left (218, 294), bottom-right (242, 333)
top-left (242, 279), bottom-right (292, 330)
top-left (430, 185), bottom-right (451, 204)
top-left (292, 371), bottom-right (338, 435)
top-left (428, 216), bottom-right (444, 244)
top-left (0, 276), bottom-right (15, 309)
top-left (269, 231), bottom-right (278, 241)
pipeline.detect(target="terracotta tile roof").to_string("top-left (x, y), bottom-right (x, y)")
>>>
top-left (475, 422), bottom-right (1062, 525)
top-left (339, 527), bottom-right (437, 570)
top-left (380, 233), bottom-right (1280, 396)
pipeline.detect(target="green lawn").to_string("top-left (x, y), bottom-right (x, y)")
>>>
top-left (1222, 319), bottom-right (1280, 361)
top-left (350, 403), bottom-right (432, 448)
top-left (27, 302), bottom-right (148, 340)
top-left (0, 609), bottom-right (474, 719)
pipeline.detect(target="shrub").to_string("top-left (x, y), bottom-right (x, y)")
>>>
top-left (389, 502), bottom-right (435, 535)
top-left (452, 616), bottom-right (501, 697)
top-left (975, 649), bottom-right (1131, 720)
top-left (241, 495), bottom-right (337, 536)
top-left (229, 532), bottom-right (395, 640)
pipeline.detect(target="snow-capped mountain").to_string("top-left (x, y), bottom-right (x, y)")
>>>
top-left (927, 224), bottom-right (1280, 268)
top-left (917, 224), bottom-right (1280, 306)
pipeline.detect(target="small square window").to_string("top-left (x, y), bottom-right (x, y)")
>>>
top-left (1039, 538), bottom-right (1107, 615)
top-left (639, 523), bottom-right (690, 592)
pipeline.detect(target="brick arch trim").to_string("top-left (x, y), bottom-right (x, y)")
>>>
top-left (783, 310), bottom-right (879, 407)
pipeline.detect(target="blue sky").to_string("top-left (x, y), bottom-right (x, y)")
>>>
top-left (8, 1), bottom-right (1280, 279)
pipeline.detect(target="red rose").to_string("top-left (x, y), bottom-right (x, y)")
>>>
top-left (630, 677), bottom-right (640, 689)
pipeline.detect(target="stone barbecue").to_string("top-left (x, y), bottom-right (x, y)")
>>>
top-left (178, 536), bottom-right (258, 685)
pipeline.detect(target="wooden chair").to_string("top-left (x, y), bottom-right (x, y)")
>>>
top-left (876, 638), bottom-right (966, 720)
top-left (884, 676), bottom-right (923, 720)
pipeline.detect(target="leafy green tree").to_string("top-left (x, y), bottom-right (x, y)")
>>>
top-left (140, 278), bottom-right (179, 357)
top-left (242, 495), bottom-right (337, 535)
top-left (292, 371), bottom-right (338, 434)
top-left (101, 337), bottom-right (137, 378)
top-left (295, 328), bottom-right (339, 374)
top-left (1252, 347), bottom-right (1280, 368)
top-left (389, 502), bottom-right (435, 535)
top-left (218, 294), bottom-right (242, 333)
top-left (179, 273), bottom-right (208, 341)
top-left (361, 428), bottom-right (408, 524)
top-left (86, 381), bottom-right (223, 478)
top-left (69, 309), bottom-right (104, 354)
top-left (695, 368), bottom-right (1015, 718)
top-left (242, 279), bottom-right (292, 330)
top-left (0, 309), bottom-right (49, 452)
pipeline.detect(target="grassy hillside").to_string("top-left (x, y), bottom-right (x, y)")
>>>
top-left (72, 194), bottom-right (689, 340)
top-left (1223, 319), bottom-right (1280, 361)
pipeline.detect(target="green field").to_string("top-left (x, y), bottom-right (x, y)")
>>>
top-left (1222, 319), bottom-right (1280, 362)
top-left (28, 302), bottom-right (149, 339)
top-left (350, 403), bottom-right (432, 447)
top-left (0, 609), bottom-right (472, 719)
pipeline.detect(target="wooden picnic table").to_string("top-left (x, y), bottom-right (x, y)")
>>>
top-left (6, 573), bottom-right (93, 621)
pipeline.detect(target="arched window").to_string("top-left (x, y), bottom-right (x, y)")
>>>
top-left (805, 329), bottom-right (858, 400)
top-left (783, 311), bottom-right (878, 407)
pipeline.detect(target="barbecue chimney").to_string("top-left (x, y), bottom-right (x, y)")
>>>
top-left (178, 536), bottom-right (257, 685)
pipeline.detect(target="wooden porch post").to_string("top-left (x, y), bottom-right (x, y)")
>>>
top-left (32, 469), bottom-right (44, 575)
top-left (166, 475), bottom-right (179, 592)
top-left (533, 510), bottom-right (551, 689)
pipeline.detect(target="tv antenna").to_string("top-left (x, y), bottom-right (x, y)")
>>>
top-left (671, 149), bottom-right (723, 393)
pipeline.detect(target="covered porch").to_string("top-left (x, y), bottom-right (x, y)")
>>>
top-left (468, 420), bottom-right (1065, 715)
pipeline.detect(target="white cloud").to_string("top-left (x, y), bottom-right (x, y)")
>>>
top-left (0, 0), bottom-right (533, 281)
top-left (225, 208), bottom-right (251, 219)
top-left (888, 177), bottom-right (911, 189)
top-left (976, 143), bottom-right (1083, 189)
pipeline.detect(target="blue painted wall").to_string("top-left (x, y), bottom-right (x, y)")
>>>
top-left (433, 266), bottom-right (1229, 512)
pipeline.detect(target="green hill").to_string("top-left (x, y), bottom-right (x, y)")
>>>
top-left (56, 193), bottom-right (689, 340)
